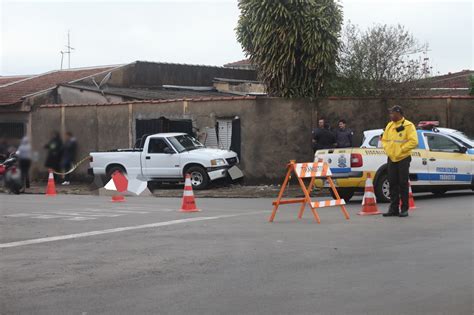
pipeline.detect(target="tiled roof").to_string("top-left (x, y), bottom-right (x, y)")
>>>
top-left (0, 75), bottom-right (33, 86)
top-left (223, 59), bottom-right (253, 67)
top-left (426, 70), bottom-right (473, 89)
top-left (0, 65), bottom-right (121, 106)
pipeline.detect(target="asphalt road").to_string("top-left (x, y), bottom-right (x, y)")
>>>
top-left (1, 191), bottom-right (473, 315)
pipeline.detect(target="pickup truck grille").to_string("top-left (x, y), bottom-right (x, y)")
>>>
top-left (226, 157), bottom-right (238, 166)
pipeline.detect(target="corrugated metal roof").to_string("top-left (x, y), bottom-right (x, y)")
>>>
top-left (62, 83), bottom-right (237, 100)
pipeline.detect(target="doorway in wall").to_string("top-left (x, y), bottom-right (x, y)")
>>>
top-left (135, 117), bottom-right (193, 142)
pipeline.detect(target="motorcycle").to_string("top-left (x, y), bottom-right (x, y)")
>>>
top-left (0, 154), bottom-right (23, 194)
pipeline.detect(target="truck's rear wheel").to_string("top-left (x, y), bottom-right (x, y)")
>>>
top-left (105, 165), bottom-right (126, 183)
top-left (330, 188), bottom-right (355, 202)
top-left (374, 172), bottom-right (391, 203)
top-left (184, 166), bottom-right (209, 190)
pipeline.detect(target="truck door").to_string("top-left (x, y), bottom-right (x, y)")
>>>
top-left (424, 133), bottom-right (472, 186)
top-left (142, 137), bottom-right (181, 178)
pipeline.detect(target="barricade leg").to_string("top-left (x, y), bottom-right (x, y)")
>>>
top-left (327, 177), bottom-right (350, 220)
top-left (269, 166), bottom-right (292, 222)
top-left (298, 177), bottom-right (315, 219)
top-left (296, 175), bottom-right (320, 223)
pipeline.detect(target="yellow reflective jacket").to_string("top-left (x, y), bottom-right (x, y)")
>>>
top-left (381, 118), bottom-right (418, 162)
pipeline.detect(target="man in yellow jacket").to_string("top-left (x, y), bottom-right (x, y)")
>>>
top-left (381, 105), bottom-right (418, 217)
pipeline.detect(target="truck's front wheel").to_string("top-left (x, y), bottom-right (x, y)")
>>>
top-left (374, 172), bottom-right (391, 203)
top-left (184, 166), bottom-right (209, 190)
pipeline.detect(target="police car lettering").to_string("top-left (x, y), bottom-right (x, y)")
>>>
top-left (439, 174), bottom-right (456, 181)
top-left (436, 167), bottom-right (458, 173)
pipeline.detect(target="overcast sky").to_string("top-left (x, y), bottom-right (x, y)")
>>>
top-left (0, 0), bottom-right (472, 76)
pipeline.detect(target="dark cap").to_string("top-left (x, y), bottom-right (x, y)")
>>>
top-left (389, 105), bottom-right (403, 114)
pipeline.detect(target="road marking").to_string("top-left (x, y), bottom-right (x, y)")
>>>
top-left (82, 208), bottom-right (150, 214)
top-left (5, 213), bottom-right (32, 217)
top-left (64, 217), bottom-right (96, 221)
top-left (3, 208), bottom-right (154, 221)
top-left (0, 211), bottom-right (265, 249)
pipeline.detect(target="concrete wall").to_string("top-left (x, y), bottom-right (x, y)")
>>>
top-left (214, 81), bottom-right (266, 95)
top-left (58, 86), bottom-right (123, 104)
top-left (30, 96), bottom-right (474, 183)
top-left (316, 97), bottom-right (474, 145)
top-left (30, 98), bottom-right (313, 183)
top-left (30, 107), bottom-right (61, 179)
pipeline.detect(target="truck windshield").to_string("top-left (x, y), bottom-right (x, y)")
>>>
top-left (168, 135), bottom-right (204, 152)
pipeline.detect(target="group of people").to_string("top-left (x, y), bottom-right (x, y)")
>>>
top-left (312, 118), bottom-right (354, 152)
top-left (312, 106), bottom-right (419, 218)
top-left (0, 131), bottom-right (78, 190)
top-left (44, 131), bottom-right (78, 185)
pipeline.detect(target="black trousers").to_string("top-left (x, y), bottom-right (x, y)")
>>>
top-left (388, 156), bottom-right (411, 213)
top-left (62, 160), bottom-right (73, 182)
top-left (19, 159), bottom-right (31, 189)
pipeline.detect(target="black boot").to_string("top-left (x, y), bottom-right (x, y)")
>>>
top-left (383, 208), bottom-right (399, 217)
top-left (399, 210), bottom-right (409, 217)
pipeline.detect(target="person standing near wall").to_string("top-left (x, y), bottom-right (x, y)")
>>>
top-left (61, 131), bottom-right (77, 185)
top-left (335, 119), bottom-right (354, 148)
top-left (381, 105), bottom-right (418, 218)
top-left (44, 131), bottom-right (63, 181)
top-left (312, 118), bottom-right (336, 152)
top-left (16, 136), bottom-right (32, 189)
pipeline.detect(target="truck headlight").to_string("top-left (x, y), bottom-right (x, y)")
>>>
top-left (211, 159), bottom-right (226, 166)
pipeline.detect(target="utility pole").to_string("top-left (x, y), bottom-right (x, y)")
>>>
top-left (60, 51), bottom-right (64, 70)
top-left (60, 30), bottom-right (75, 70)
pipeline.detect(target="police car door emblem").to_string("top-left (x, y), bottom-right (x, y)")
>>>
top-left (338, 155), bottom-right (347, 168)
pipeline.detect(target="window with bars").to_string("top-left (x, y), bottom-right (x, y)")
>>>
top-left (0, 122), bottom-right (25, 139)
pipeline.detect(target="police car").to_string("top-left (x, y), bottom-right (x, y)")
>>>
top-left (362, 121), bottom-right (474, 149)
top-left (313, 126), bottom-right (474, 202)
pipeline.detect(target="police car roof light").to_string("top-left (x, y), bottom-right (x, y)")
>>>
top-left (418, 121), bottom-right (440, 131)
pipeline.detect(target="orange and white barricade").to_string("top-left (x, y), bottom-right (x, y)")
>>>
top-left (269, 160), bottom-right (350, 223)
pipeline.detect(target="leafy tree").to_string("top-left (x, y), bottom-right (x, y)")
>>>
top-left (236, 0), bottom-right (343, 98)
top-left (330, 23), bottom-right (429, 97)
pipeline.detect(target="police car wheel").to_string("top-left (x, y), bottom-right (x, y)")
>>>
top-left (374, 173), bottom-right (391, 203)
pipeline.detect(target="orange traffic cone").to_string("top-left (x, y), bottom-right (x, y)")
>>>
top-left (400, 181), bottom-right (416, 210)
top-left (45, 169), bottom-right (57, 196)
top-left (358, 173), bottom-right (381, 215)
top-left (110, 171), bottom-right (128, 202)
top-left (111, 194), bottom-right (125, 202)
top-left (179, 174), bottom-right (200, 212)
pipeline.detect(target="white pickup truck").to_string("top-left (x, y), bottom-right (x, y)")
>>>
top-left (89, 133), bottom-right (242, 189)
